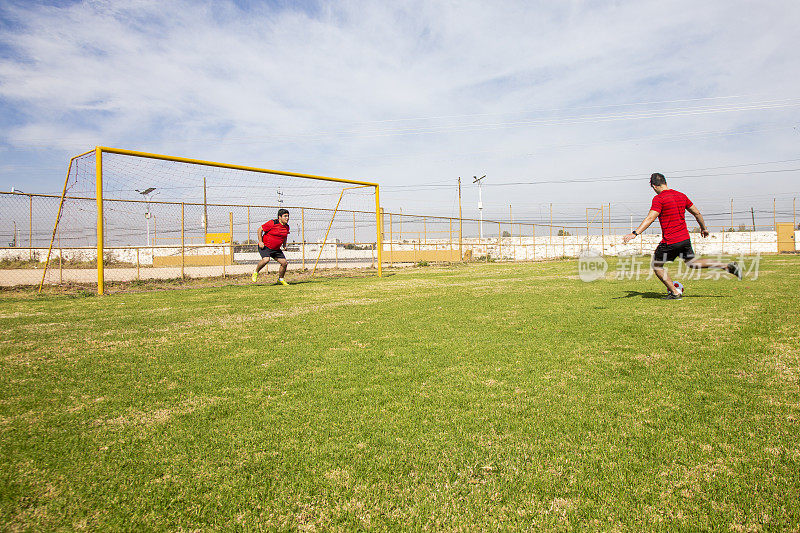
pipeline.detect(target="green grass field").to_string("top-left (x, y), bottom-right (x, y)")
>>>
top-left (1, 257), bottom-right (798, 531)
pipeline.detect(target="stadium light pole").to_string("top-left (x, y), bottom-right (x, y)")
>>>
top-left (473, 175), bottom-right (486, 239)
top-left (12, 188), bottom-right (28, 249)
top-left (13, 188), bottom-right (33, 258)
top-left (136, 187), bottom-right (157, 246)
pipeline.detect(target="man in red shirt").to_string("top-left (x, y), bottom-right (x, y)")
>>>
top-left (252, 208), bottom-right (290, 285)
top-left (623, 173), bottom-right (741, 299)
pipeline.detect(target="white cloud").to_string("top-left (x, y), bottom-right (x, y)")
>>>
top-left (1, 0), bottom-right (799, 221)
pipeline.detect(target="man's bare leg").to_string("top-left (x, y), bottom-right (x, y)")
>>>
top-left (277, 258), bottom-right (289, 285)
top-left (686, 258), bottom-right (725, 269)
top-left (652, 261), bottom-right (680, 295)
top-left (255, 258), bottom-right (269, 274)
top-left (252, 257), bottom-right (269, 282)
top-left (686, 258), bottom-right (742, 279)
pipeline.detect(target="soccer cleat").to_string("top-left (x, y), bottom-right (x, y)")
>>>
top-left (662, 291), bottom-right (682, 300)
top-left (278, 278), bottom-right (289, 286)
top-left (727, 262), bottom-right (742, 280)
top-left (252, 272), bottom-right (258, 282)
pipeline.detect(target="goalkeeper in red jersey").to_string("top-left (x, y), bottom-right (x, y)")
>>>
top-left (252, 209), bottom-right (290, 286)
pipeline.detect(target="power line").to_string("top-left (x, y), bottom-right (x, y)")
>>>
top-left (6, 98), bottom-right (800, 147)
top-left (349, 94), bottom-right (757, 124)
top-left (380, 158), bottom-right (800, 190)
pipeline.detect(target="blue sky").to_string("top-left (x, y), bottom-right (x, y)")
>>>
top-left (1, 0), bottom-right (799, 226)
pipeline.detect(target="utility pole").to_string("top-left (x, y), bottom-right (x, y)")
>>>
top-left (473, 175), bottom-right (486, 239)
top-left (458, 177), bottom-right (463, 258)
top-left (730, 198), bottom-right (734, 229)
top-left (751, 207), bottom-right (756, 231)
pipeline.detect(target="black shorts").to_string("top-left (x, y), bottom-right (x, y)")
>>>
top-left (258, 246), bottom-right (286, 260)
top-left (653, 239), bottom-right (695, 263)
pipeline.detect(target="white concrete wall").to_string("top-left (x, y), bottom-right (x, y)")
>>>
top-left (387, 231), bottom-right (795, 260)
top-left (0, 230), bottom-right (795, 266)
top-left (0, 243), bottom-right (378, 266)
top-left (0, 245), bottom-right (234, 265)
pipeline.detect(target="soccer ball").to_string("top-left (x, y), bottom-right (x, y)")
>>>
top-left (673, 281), bottom-right (685, 295)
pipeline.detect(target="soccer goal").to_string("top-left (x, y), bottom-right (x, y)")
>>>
top-left (40, 147), bottom-right (382, 293)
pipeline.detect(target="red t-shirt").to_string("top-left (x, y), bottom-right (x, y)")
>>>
top-left (261, 220), bottom-right (290, 249)
top-left (650, 189), bottom-right (693, 244)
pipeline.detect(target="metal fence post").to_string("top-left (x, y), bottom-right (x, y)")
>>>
top-left (29, 194), bottom-right (33, 260)
top-left (181, 203), bottom-right (185, 280)
top-left (498, 222), bottom-right (502, 260)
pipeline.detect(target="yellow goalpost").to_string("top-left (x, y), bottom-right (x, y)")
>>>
top-left (40, 146), bottom-right (383, 294)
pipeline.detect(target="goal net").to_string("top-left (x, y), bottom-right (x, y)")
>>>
top-left (40, 147), bottom-right (382, 293)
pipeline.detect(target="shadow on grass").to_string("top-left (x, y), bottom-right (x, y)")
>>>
top-left (267, 272), bottom-right (396, 286)
top-left (279, 279), bottom-right (321, 286)
top-left (613, 291), bottom-right (665, 299)
top-left (613, 290), bottom-right (731, 299)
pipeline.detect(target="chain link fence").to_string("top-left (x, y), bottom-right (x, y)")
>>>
top-left (1, 190), bottom-right (797, 290)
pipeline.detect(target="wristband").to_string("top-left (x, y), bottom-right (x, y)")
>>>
top-left (631, 230), bottom-right (638, 236)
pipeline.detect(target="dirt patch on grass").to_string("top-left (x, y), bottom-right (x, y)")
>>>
top-left (0, 311), bottom-right (46, 319)
top-left (0, 268), bottom-right (380, 298)
top-left (93, 394), bottom-right (223, 429)
top-left (659, 457), bottom-right (736, 506)
top-left (189, 298), bottom-right (380, 329)
top-left (635, 352), bottom-right (668, 364)
top-left (323, 469), bottom-right (351, 486)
